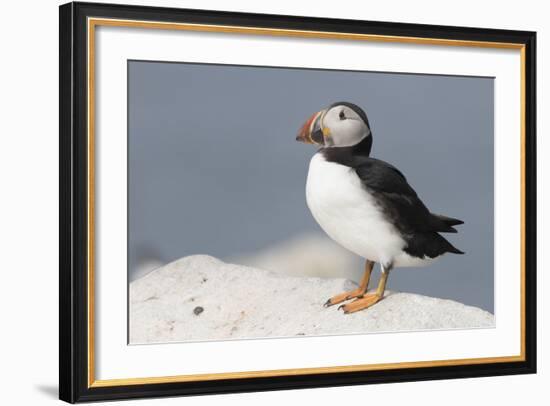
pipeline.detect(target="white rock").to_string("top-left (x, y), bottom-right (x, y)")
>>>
top-left (129, 255), bottom-right (494, 344)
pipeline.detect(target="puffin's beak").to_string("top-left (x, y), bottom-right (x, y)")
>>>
top-left (296, 110), bottom-right (326, 145)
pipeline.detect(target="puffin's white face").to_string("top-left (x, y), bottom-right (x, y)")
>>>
top-left (321, 105), bottom-right (370, 147)
top-left (296, 102), bottom-right (371, 148)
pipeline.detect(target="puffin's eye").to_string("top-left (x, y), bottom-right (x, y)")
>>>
top-left (339, 110), bottom-right (346, 120)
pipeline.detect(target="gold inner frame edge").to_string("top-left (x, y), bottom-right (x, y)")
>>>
top-left (86, 17), bottom-right (527, 388)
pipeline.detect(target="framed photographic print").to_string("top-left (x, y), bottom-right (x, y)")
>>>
top-left (59, 1), bottom-right (537, 403)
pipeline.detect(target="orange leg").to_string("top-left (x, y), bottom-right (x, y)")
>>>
top-left (339, 266), bottom-right (391, 314)
top-left (324, 260), bottom-right (374, 307)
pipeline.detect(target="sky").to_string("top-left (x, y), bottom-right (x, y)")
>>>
top-left (128, 60), bottom-right (494, 312)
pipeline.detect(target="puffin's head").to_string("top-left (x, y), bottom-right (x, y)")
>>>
top-left (296, 102), bottom-right (371, 148)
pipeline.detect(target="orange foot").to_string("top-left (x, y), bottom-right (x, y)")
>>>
top-left (323, 288), bottom-right (366, 307)
top-left (338, 293), bottom-right (382, 314)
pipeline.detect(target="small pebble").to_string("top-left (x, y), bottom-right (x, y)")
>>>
top-left (193, 306), bottom-right (204, 316)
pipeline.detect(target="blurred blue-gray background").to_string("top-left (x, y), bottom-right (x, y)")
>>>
top-left (128, 61), bottom-right (494, 313)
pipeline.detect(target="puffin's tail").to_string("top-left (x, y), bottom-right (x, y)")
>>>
top-left (433, 233), bottom-right (465, 256)
top-left (445, 240), bottom-right (465, 255)
top-left (431, 213), bottom-right (464, 233)
top-left (435, 214), bottom-right (464, 227)
top-left (404, 232), bottom-right (465, 258)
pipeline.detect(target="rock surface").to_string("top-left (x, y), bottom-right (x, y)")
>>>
top-left (129, 255), bottom-right (494, 344)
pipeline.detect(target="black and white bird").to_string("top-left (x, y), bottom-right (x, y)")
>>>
top-left (296, 102), bottom-right (463, 314)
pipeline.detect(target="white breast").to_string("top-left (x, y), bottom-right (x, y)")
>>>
top-left (305, 153), bottom-right (410, 267)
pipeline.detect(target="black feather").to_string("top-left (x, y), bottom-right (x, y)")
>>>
top-left (433, 214), bottom-right (464, 227)
top-left (329, 101), bottom-right (371, 130)
top-left (404, 232), bottom-right (464, 259)
top-left (322, 143), bottom-right (464, 259)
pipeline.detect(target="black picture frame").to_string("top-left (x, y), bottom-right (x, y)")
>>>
top-left (59, 1), bottom-right (537, 403)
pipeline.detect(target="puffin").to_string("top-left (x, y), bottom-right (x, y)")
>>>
top-left (296, 102), bottom-right (464, 314)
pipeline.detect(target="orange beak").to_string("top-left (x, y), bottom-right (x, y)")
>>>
top-left (296, 110), bottom-right (325, 145)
